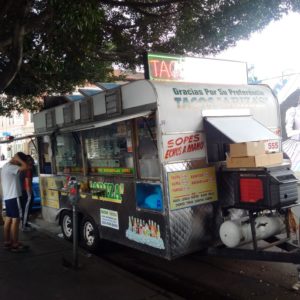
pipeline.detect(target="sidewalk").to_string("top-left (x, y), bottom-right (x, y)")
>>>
top-left (0, 219), bottom-right (182, 300)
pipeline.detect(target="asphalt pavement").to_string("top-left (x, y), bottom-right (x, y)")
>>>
top-left (0, 217), bottom-right (182, 300)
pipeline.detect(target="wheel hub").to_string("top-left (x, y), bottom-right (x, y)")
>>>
top-left (63, 216), bottom-right (72, 237)
top-left (84, 222), bottom-right (95, 246)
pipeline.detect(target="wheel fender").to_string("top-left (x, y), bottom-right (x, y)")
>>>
top-left (57, 208), bottom-right (83, 225)
top-left (57, 208), bottom-right (71, 225)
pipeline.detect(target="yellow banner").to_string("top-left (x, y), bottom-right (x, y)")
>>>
top-left (40, 177), bottom-right (63, 209)
top-left (168, 167), bottom-right (218, 210)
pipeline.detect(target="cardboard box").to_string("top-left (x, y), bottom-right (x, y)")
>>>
top-left (229, 141), bottom-right (265, 158)
top-left (226, 152), bottom-right (283, 168)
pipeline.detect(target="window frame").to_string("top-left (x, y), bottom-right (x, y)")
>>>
top-left (135, 114), bottom-right (160, 180)
top-left (54, 132), bottom-right (83, 175)
top-left (83, 120), bottom-right (135, 177)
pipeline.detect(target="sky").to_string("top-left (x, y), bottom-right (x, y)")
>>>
top-left (214, 11), bottom-right (300, 83)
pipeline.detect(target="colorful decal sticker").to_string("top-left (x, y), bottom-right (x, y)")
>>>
top-left (126, 217), bottom-right (165, 250)
top-left (89, 181), bottom-right (124, 204)
top-left (126, 135), bottom-right (133, 153)
top-left (62, 167), bottom-right (83, 173)
top-left (40, 177), bottom-right (63, 209)
top-left (163, 132), bottom-right (206, 162)
top-left (168, 167), bottom-right (218, 210)
top-left (100, 209), bottom-right (119, 230)
top-left (90, 167), bottom-right (133, 175)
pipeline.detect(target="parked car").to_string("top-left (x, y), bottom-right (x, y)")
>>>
top-left (31, 170), bottom-right (41, 210)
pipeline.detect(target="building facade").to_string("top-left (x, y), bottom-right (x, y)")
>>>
top-left (0, 110), bottom-right (35, 160)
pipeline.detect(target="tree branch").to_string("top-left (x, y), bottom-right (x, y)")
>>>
top-left (131, 6), bottom-right (177, 16)
top-left (0, 25), bottom-right (25, 92)
top-left (100, 0), bottom-right (181, 8)
top-left (0, 5), bottom-right (53, 50)
top-left (0, 0), bottom-right (14, 20)
top-left (0, 0), bottom-right (30, 92)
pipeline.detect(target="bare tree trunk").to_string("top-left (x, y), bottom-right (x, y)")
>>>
top-left (0, 0), bottom-right (30, 93)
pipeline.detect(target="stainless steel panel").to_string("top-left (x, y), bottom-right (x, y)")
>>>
top-left (169, 204), bottom-right (214, 257)
top-left (205, 116), bottom-right (279, 142)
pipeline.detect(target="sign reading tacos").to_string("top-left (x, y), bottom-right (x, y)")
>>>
top-left (163, 132), bottom-right (206, 162)
top-left (145, 53), bottom-right (247, 84)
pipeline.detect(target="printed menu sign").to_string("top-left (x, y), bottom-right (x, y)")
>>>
top-left (100, 209), bottom-right (119, 230)
top-left (168, 167), bottom-right (218, 210)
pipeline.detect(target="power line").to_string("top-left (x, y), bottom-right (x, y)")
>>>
top-left (259, 72), bottom-right (300, 82)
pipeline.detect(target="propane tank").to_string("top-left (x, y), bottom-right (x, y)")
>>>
top-left (219, 216), bottom-right (284, 248)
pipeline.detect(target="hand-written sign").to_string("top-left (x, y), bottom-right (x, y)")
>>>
top-left (168, 167), bottom-right (218, 210)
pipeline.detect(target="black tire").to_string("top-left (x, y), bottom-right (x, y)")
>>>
top-left (60, 210), bottom-right (73, 241)
top-left (80, 216), bottom-right (100, 252)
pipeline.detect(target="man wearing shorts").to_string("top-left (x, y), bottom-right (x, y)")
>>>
top-left (2, 152), bottom-right (28, 252)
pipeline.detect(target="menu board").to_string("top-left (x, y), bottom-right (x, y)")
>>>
top-left (39, 176), bottom-right (63, 209)
top-left (168, 167), bottom-right (218, 210)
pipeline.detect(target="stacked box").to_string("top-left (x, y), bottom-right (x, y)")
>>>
top-left (229, 141), bottom-right (265, 157)
top-left (226, 141), bottom-right (283, 168)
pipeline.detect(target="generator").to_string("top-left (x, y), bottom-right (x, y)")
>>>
top-left (219, 163), bottom-right (298, 210)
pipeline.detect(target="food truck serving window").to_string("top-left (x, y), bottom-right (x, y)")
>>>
top-left (84, 121), bottom-right (134, 175)
top-left (137, 115), bottom-right (160, 179)
top-left (38, 135), bottom-right (52, 174)
top-left (55, 133), bottom-right (83, 174)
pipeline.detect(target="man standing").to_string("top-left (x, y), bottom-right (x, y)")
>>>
top-left (21, 155), bottom-right (35, 231)
top-left (2, 152), bottom-right (28, 252)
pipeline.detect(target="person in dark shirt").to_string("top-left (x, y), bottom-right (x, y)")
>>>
top-left (21, 155), bottom-right (35, 231)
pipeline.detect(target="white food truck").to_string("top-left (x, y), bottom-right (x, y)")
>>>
top-left (32, 54), bottom-right (300, 284)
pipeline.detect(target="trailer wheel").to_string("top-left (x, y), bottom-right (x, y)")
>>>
top-left (80, 216), bottom-right (100, 252)
top-left (61, 210), bottom-right (73, 241)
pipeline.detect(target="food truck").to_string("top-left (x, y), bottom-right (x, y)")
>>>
top-left (33, 54), bottom-right (300, 270)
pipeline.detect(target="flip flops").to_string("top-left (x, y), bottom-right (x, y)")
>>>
top-left (9, 243), bottom-right (30, 253)
top-left (3, 242), bottom-right (30, 252)
top-left (3, 242), bottom-right (12, 250)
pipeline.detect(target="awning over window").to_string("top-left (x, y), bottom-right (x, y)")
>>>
top-left (0, 134), bottom-right (39, 144)
top-left (60, 110), bottom-right (154, 133)
top-left (204, 116), bottom-right (279, 143)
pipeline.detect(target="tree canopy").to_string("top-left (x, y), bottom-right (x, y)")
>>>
top-left (0, 0), bottom-right (299, 114)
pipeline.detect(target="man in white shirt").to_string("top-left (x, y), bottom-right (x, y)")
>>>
top-left (2, 152), bottom-right (28, 252)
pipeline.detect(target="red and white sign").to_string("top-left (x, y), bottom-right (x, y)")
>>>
top-left (265, 140), bottom-right (280, 153)
top-left (163, 132), bottom-right (206, 162)
top-left (265, 128), bottom-right (281, 153)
